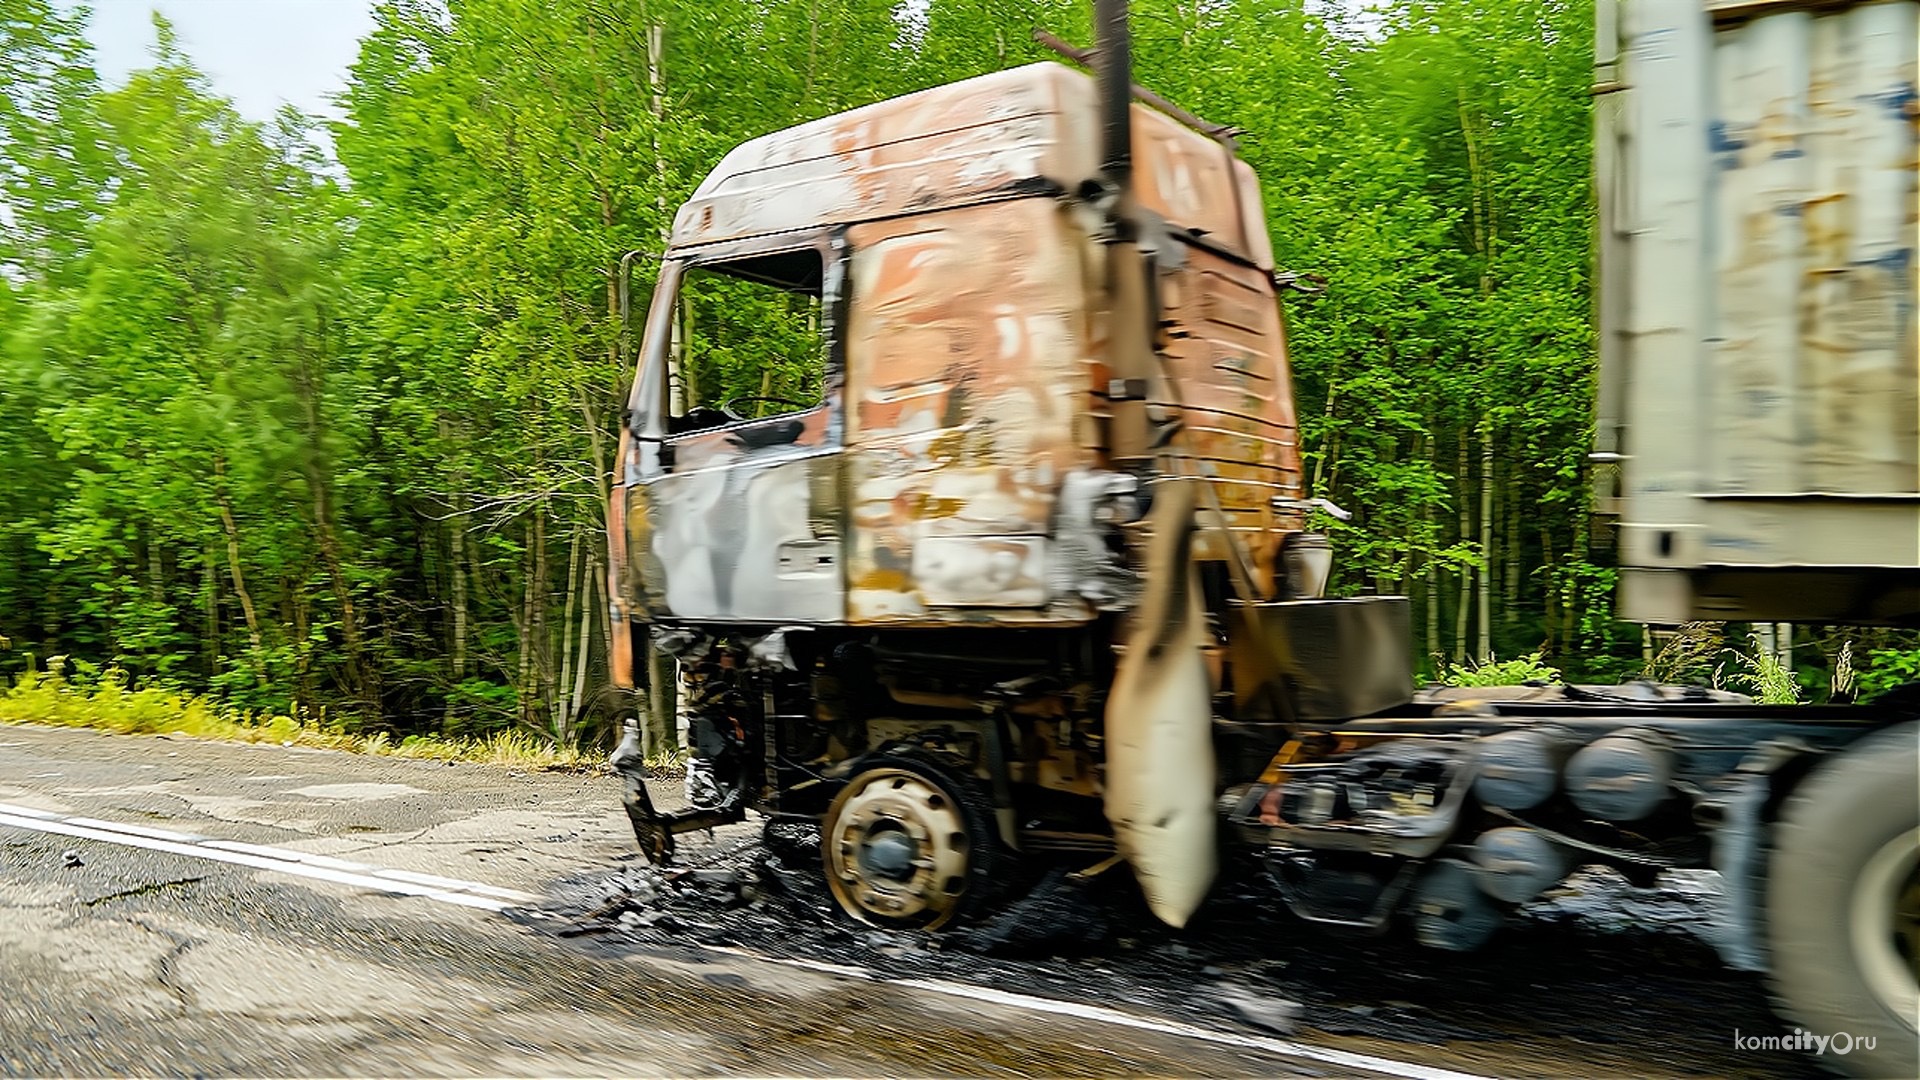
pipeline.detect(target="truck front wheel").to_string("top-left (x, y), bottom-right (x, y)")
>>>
top-left (821, 756), bottom-right (1002, 931)
top-left (1768, 720), bottom-right (1919, 1077)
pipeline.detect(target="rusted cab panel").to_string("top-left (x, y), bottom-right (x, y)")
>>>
top-left (1597, 0), bottom-right (1920, 624)
top-left (1155, 250), bottom-right (1302, 588)
top-left (843, 200), bottom-right (1098, 622)
top-left (617, 62), bottom-right (1303, 630)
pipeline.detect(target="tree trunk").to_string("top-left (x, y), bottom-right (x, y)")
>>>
top-left (568, 556), bottom-right (594, 745)
top-left (290, 583), bottom-right (312, 718)
top-left (1477, 423), bottom-right (1493, 662)
top-left (588, 550), bottom-right (611, 693)
top-left (1415, 433), bottom-right (1438, 665)
top-left (211, 455), bottom-right (263, 658)
top-left (289, 328), bottom-right (378, 718)
top-left (679, 295), bottom-right (697, 411)
top-left (804, 0), bottom-right (819, 110)
top-left (1310, 381), bottom-right (1338, 497)
top-left (1458, 85), bottom-right (1498, 665)
top-left (528, 509), bottom-right (553, 733)
top-left (556, 526), bottom-right (583, 734)
top-left (146, 530), bottom-right (164, 605)
top-left (449, 512), bottom-right (468, 676)
top-left (645, 19), bottom-right (684, 419)
top-left (306, 458), bottom-right (377, 717)
top-left (203, 542), bottom-right (219, 680)
top-left (1503, 461), bottom-right (1520, 618)
top-left (515, 516), bottom-right (537, 731)
top-left (440, 419), bottom-right (470, 721)
top-left (1539, 523), bottom-right (1558, 657)
top-left (1454, 437), bottom-right (1471, 664)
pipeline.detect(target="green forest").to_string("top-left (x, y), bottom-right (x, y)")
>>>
top-left (0, 0), bottom-right (1902, 746)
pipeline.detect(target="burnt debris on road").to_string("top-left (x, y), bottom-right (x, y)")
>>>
top-left (523, 815), bottom-right (1812, 1080)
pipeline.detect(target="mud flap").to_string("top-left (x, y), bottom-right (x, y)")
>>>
top-left (609, 718), bottom-right (745, 864)
top-left (1102, 479), bottom-right (1217, 927)
top-left (611, 720), bottom-right (675, 862)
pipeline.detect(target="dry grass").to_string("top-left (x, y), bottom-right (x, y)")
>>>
top-left (0, 663), bottom-right (601, 771)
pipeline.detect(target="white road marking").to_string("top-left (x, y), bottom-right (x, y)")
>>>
top-left (893, 976), bottom-right (1495, 1080)
top-left (701, 944), bottom-right (1496, 1080)
top-left (0, 803), bottom-right (539, 911)
top-left (7, 803), bottom-right (1489, 1078)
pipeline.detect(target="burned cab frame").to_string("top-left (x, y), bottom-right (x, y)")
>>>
top-left (603, 38), bottom-right (1351, 929)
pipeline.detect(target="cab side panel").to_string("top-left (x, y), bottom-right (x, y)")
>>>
top-left (843, 199), bottom-right (1098, 624)
top-left (1157, 248), bottom-right (1304, 591)
top-left (633, 406), bottom-right (845, 623)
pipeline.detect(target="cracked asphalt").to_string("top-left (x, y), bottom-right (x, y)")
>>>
top-left (0, 724), bottom-right (1814, 1078)
top-left (0, 725), bottom-right (1380, 1077)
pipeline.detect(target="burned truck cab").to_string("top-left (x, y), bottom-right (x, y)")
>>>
top-left (615, 61), bottom-right (1300, 627)
top-left (606, 60), bottom-right (1334, 927)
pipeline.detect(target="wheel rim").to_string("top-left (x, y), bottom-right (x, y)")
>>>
top-left (823, 766), bottom-right (973, 929)
top-left (1851, 825), bottom-right (1920, 1034)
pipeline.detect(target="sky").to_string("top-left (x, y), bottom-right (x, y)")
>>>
top-left (74, 0), bottom-right (1382, 139)
top-left (82, 0), bottom-right (377, 126)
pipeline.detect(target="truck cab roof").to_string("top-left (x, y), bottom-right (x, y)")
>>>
top-left (669, 61), bottom-right (1274, 271)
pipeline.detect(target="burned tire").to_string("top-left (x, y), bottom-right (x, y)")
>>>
top-left (821, 755), bottom-right (1004, 931)
top-left (1767, 721), bottom-right (1920, 1078)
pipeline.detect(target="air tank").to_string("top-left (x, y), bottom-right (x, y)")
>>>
top-left (1564, 729), bottom-right (1673, 822)
top-left (1470, 826), bottom-right (1572, 904)
top-left (1473, 728), bottom-right (1570, 810)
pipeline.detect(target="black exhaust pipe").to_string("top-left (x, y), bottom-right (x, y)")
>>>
top-left (1095, 0), bottom-right (1132, 191)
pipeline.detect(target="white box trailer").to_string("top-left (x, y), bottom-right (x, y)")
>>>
top-left (1596, 0), bottom-right (1919, 625)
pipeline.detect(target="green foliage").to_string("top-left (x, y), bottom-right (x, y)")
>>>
top-left (0, 0), bottom-right (1649, 743)
top-left (1859, 648), bottom-right (1920, 700)
top-left (1440, 651), bottom-right (1562, 688)
top-left (1728, 632), bottom-right (1803, 705)
top-left (680, 268), bottom-right (827, 413)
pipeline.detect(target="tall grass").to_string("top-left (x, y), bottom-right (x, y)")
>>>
top-left (0, 660), bottom-right (598, 769)
top-left (1729, 632), bottom-right (1803, 705)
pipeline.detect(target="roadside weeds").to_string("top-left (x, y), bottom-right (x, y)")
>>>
top-left (0, 664), bottom-right (635, 771)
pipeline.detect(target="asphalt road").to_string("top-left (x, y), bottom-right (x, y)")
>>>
top-left (0, 724), bottom-right (1810, 1078)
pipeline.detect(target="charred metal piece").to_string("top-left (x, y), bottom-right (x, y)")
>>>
top-left (1706, 771), bottom-right (1770, 971)
top-left (1264, 852), bottom-right (1416, 932)
top-left (1228, 598), bottom-right (1414, 723)
top-left (1232, 739), bottom-right (1476, 858)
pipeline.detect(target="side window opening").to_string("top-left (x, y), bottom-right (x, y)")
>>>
top-left (670, 248), bottom-right (827, 433)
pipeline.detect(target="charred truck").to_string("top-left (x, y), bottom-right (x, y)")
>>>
top-left (605, 0), bottom-right (1919, 1071)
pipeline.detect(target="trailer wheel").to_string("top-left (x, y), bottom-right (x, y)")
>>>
top-left (821, 756), bottom-right (1003, 931)
top-left (1768, 721), bottom-right (1919, 1077)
